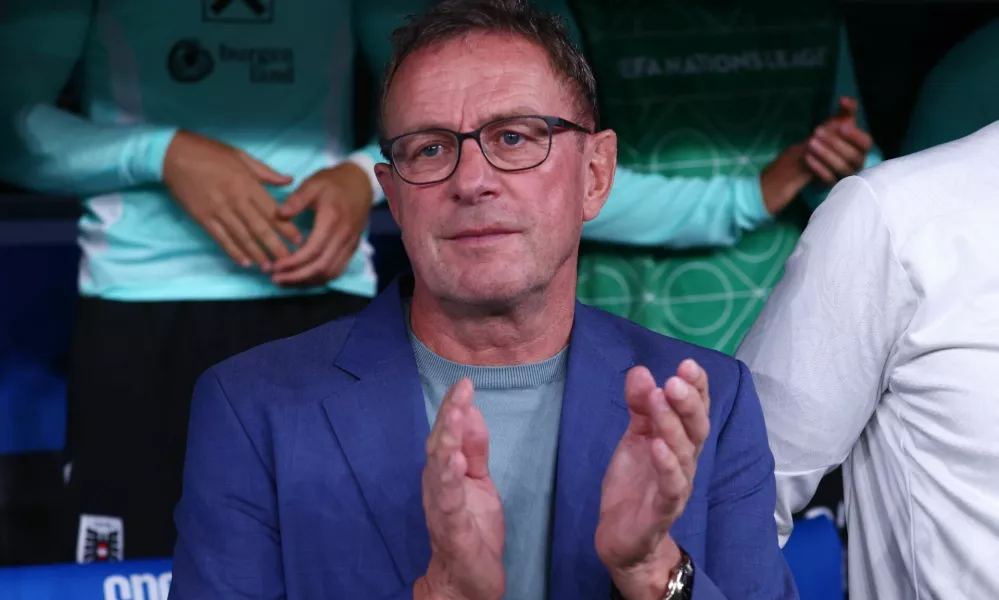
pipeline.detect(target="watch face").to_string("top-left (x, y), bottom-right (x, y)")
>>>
top-left (672, 551), bottom-right (695, 600)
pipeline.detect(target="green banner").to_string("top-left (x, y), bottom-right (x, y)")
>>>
top-left (573, 0), bottom-right (839, 354)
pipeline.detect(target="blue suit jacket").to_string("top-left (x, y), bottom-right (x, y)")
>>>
top-left (170, 280), bottom-right (797, 599)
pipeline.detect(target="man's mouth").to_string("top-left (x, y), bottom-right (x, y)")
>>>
top-left (445, 227), bottom-right (519, 242)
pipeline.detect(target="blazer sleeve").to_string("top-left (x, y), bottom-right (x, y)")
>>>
top-left (169, 370), bottom-right (286, 600)
top-left (691, 361), bottom-right (799, 599)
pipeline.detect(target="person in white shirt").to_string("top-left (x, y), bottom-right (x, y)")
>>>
top-left (735, 120), bottom-right (999, 599)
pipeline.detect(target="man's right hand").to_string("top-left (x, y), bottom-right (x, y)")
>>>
top-left (414, 378), bottom-right (505, 600)
top-left (163, 131), bottom-right (303, 270)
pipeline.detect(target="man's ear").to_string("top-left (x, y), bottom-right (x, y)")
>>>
top-left (582, 129), bottom-right (617, 222)
top-left (375, 162), bottom-right (402, 225)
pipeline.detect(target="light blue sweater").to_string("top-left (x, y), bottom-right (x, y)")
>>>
top-left (408, 327), bottom-right (567, 600)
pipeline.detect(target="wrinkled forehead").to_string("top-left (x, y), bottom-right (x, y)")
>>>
top-left (382, 32), bottom-right (572, 137)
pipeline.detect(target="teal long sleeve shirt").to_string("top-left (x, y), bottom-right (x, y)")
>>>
top-left (0, 2), bottom-right (177, 196)
top-left (0, 0), bottom-right (382, 301)
top-left (1, 1), bottom-right (882, 302)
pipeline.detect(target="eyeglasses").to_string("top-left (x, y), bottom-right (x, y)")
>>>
top-left (381, 115), bottom-right (592, 185)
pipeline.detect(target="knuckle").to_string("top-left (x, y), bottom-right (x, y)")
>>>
top-left (212, 197), bottom-right (234, 216)
top-left (682, 481), bottom-right (694, 499)
top-left (433, 444), bottom-right (451, 464)
top-left (677, 448), bottom-right (695, 472)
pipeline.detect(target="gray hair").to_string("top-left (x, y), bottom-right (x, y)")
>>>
top-left (379, 0), bottom-right (599, 139)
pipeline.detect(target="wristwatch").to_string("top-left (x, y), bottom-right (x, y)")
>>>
top-left (610, 547), bottom-right (694, 600)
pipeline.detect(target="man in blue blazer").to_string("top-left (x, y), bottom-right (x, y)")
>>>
top-left (170, 1), bottom-right (797, 598)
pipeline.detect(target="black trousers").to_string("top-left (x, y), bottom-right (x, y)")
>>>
top-left (63, 290), bottom-right (369, 562)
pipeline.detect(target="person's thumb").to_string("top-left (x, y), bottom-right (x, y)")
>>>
top-left (278, 183), bottom-right (317, 219)
top-left (836, 96), bottom-right (859, 119)
top-left (238, 151), bottom-right (294, 186)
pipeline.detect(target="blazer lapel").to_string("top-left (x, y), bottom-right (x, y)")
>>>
top-left (549, 304), bottom-right (635, 600)
top-left (322, 279), bottom-right (432, 587)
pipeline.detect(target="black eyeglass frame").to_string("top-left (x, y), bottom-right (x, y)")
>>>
top-left (380, 114), bottom-right (592, 185)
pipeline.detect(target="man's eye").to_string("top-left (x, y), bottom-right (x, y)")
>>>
top-left (419, 145), bottom-right (442, 158)
top-left (501, 132), bottom-right (523, 146)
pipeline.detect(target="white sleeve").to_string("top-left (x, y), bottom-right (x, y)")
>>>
top-left (344, 141), bottom-right (384, 205)
top-left (735, 175), bottom-right (917, 546)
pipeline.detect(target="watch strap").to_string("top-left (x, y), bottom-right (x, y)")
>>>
top-left (608, 547), bottom-right (694, 600)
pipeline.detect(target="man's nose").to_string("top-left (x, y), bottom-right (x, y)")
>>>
top-left (448, 138), bottom-right (500, 203)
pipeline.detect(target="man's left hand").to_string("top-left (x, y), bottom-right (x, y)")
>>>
top-left (271, 162), bottom-right (373, 287)
top-left (596, 360), bottom-right (710, 600)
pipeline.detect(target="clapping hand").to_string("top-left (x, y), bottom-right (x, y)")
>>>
top-left (596, 360), bottom-right (711, 600)
top-left (415, 378), bottom-right (506, 600)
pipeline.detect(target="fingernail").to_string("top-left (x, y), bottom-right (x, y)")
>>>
top-left (682, 359), bottom-right (699, 378)
top-left (669, 378), bottom-right (689, 400)
top-left (241, 260), bottom-right (252, 268)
